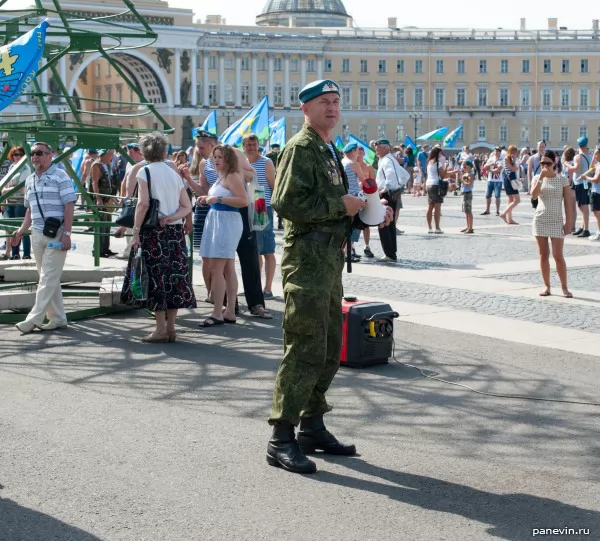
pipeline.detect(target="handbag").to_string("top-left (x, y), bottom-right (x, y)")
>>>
top-left (32, 181), bottom-right (62, 238)
top-left (115, 166), bottom-right (159, 229)
top-left (437, 160), bottom-right (449, 197)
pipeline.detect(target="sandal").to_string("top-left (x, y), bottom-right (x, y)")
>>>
top-left (223, 317), bottom-right (237, 324)
top-left (562, 289), bottom-right (573, 299)
top-left (539, 289), bottom-right (551, 297)
top-left (199, 316), bottom-right (224, 328)
top-left (250, 305), bottom-right (273, 319)
top-left (168, 332), bottom-right (177, 343)
top-left (141, 332), bottom-right (170, 343)
top-left (509, 221), bottom-right (519, 225)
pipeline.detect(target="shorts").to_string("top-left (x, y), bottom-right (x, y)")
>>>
top-left (575, 184), bottom-right (590, 207)
top-left (485, 181), bottom-right (502, 199)
top-left (396, 193), bottom-right (403, 209)
top-left (351, 228), bottom-right (361, 243)
top-left (256, 206), bottom-right (276, 255)
top-left (591, 192), bottom-right (600, 212)
top-left (462, 191), bottom-right (473, 213)
top-left (504, 172), bottom-right (520, 196)
top-left (427, 185), bottom-right (444, 204)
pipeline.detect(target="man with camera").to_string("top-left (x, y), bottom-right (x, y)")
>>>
top-left (12, 142), bottom-right (77, 333)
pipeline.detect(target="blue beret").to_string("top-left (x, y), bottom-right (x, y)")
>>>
top-left (343, 142), bottom-right (358, 153)
top-left (577, 136), bottom-right (588, 147)
top-left (126, 143), bottom-right (140, 150)
top-left (88, 148), bottom-right (98, 154)
top-left (194, 129), bottom-right (218, 140)
top-left (298, 79), bottom-right (340, 104)
top-left (98, 149), bottom-right (109, 156)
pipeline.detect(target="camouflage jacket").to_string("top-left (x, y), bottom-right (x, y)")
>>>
top-left (271, 123), bottom-right (351, 240)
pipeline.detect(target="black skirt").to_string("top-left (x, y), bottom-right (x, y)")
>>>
top-left (121, 224), bottom-right (197, 312)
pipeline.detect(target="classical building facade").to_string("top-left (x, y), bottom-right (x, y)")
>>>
top-left (8, 0), bottom-right (600, 151)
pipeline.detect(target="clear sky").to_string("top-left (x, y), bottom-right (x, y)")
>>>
top-left (174, 0), bottom-right (597, 30)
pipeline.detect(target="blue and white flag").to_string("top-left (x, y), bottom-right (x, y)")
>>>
top-left (0, 21), bottom-right (49, 112)
top-left (404, 135), bottom-right (418, 152)
top-left (417, 126), bottom-right (449, 142)
top-left (269, 117), bottom-right (286, 148)
top-left (443, 125), bottom-right (463, 148)
top-left (220, 96), bottom-right (270, 146)
top-left (192, 110), bottom-right (217, 137)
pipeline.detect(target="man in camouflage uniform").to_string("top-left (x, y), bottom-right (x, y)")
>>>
top-left (266, 80), bottom-right (387, 474)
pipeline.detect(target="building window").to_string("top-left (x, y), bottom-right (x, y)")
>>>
top-left (560, 126), bottom-right (569, 143)
top-left (257, 83), bottom-right (266, 100)
top-left (457, 126), bottom-right (464, 142)
top-left (241, 56), bottom-right (250, 71)
top-left (116, 85), bottom-right (123, 110)
top-left (274, 58), bottom-right (282, 72)
top-left (291, 124), bottom-right (299, 135)
top-left (415, 60), bottom-right (423, 74)
top-left (209, 82), bottom-right (217, 103)
top-left (560, 87), bottom-right (570, 108)
top-left (542, 126), bottom-right (550, 143)
top-left (95, 64), bottom-right (100, 78)
top-left (307, 58), bottom-right (315, 72)
top-left (456, 88), bottom-right (466, 107)
top-left (324, 59), bottom-right (332, 72)
top-left (579, 126), bottom-right (588, 139)
top-left (543, 59), bottom-right (552, 73)
top-left (396, 60), bottom-right (404, 74)
top-left (500, 59), bottom-right (508, 74)
top-left (259, 57), bottom-right (266, 71)
top-left (105, 87), bottom-right (111, 110)
top-left (241, 82), bottom-right (250, 105)
top-left (414, 87), bottom-right (424, 108)
top-left (209, 55), bottom-right (217, 70)
top-left (500, 88), bottom-right (509, 106)
top-left (106, 63), bottom-right (111, 77)
top-left (225, 56), bottom-right (233, 70)
top-left (195, 83), bottom-right (201, 106)
top-left (499, 125), bottom-right (508, 143)
top-left (290, 83), bottom-right (299, 105)
top-left (359, 87), bottom-right (368, 108)
top-left (395, 87), bottom-right (405, 109)
top-left (581, 59), bottom-right (589, 73)
top-left (225, 83), bottom-right (233, 103)
top-left (196, 53), bottom-right (201, 69)
top-left (378, 60), bottom-right (387, 74)
top-left (274, 83), bottom-right (283, 106)
top-left (561, 59), bottom-right (569, 73)
top-left (436, 60), bottom-right (444, 74)
top-left (291, 58), bottom-right (298, 72)
top-left (342, 58), bottom-right (350, 73)
top-left (542, 88), bottom-right (552, 109)
top-left (359, 124), bottom-right (368, 142)
top-left (597, 126), bottom-right (600, 143)
top-left (457, 60), bottom-right (465, 74)
top-left (341, 87), bottom-right (351, 108)
top-left (478, 124), bottom-right (486, 140)
top-left (520, 125), bottom-right (529, 142)
top-left (479, 60), bottom-right (487, 74)
top-left (521, 87), bottom-right (531, 107)
top-left (360, 59), bottom-right (368, 73)
top-left (478, 87), bottom-right (487, 106)
top-left (435, 88), bottom-right (445, 108)
top-left (522, 59), bottom-right (530, 73)
top-left (377, 87), bottom-right (387, 108)
top-left (395, 124), bottom-right (404, 142)
top-left (579, 88), bottom-right (589, 109)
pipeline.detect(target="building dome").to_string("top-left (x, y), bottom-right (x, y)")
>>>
top-left (256, 0), bottom-right (352, 28)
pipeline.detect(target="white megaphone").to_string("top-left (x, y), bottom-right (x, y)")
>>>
top-left (358, 178), bottom-right (386, 226)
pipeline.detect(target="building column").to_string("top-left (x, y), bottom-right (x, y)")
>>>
top-left (59, 55), bottom-right (67, 103)
top-left (284, 55), bottom-right (290, 108)
top-left (190, 49), bottom-right (197, 106)
top-left (218, 52), bottom-right (225, 107)
top-left (317, 55), bottom-right (323, 79)
top-left (174, 49), bottom-right (181, 106)
top-left (251, 54), bottom-right (258, 104)
top-left (300, 55), bottom-right (307, 89)
top-left (203, 53), bottom-right (209, 106)
top-left (235, 53), bottom-right (242, 107)
top-left (268, 54), bottom-right (274, 106)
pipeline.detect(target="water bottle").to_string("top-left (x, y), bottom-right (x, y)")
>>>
top-left (47, 242), bottom-right (76, 250)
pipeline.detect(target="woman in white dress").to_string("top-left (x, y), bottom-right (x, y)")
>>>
top-left (531, 150), bottom-right (574, 298)
top-left (198, 145), bottom-right (247, 327)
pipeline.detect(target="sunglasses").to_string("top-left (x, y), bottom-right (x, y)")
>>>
top-left (12, 153), bottom-right (24, 158)
top-left (30, 150), bottom-right (51, 157)
top-left (541, 161), bottom-right (554, 166)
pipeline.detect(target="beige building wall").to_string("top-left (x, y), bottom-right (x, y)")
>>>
top-left (30, 1), bottom-right (600, 151)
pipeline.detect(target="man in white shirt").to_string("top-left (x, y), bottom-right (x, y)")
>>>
top-left (375, 139), bottom-right (409, 262)
top-left (481, 147), bottom-right (503, 216)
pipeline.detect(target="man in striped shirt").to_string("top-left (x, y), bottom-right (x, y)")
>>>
top-left (12, 142), bottom-right (77, 333)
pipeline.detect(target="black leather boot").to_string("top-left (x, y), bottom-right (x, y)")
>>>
top-left (266, 422), bottom-right (317, 474)
top-left (298, 415), bottom-right (357, 456)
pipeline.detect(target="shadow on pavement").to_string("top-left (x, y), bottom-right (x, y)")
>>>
top-left (312, 458), bottom-right (600, 541)
top-left (0, 493), bottom-right (102, 541)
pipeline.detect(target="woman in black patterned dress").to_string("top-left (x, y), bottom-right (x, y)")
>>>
top-left (121, 132), bottom-right (196, 342)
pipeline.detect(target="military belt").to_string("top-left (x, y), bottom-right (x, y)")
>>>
top-left (302, 230), bottom-right (345, 248)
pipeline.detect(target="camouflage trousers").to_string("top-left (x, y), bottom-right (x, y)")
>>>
top-left (269, 236), bottom-right (345, 425)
